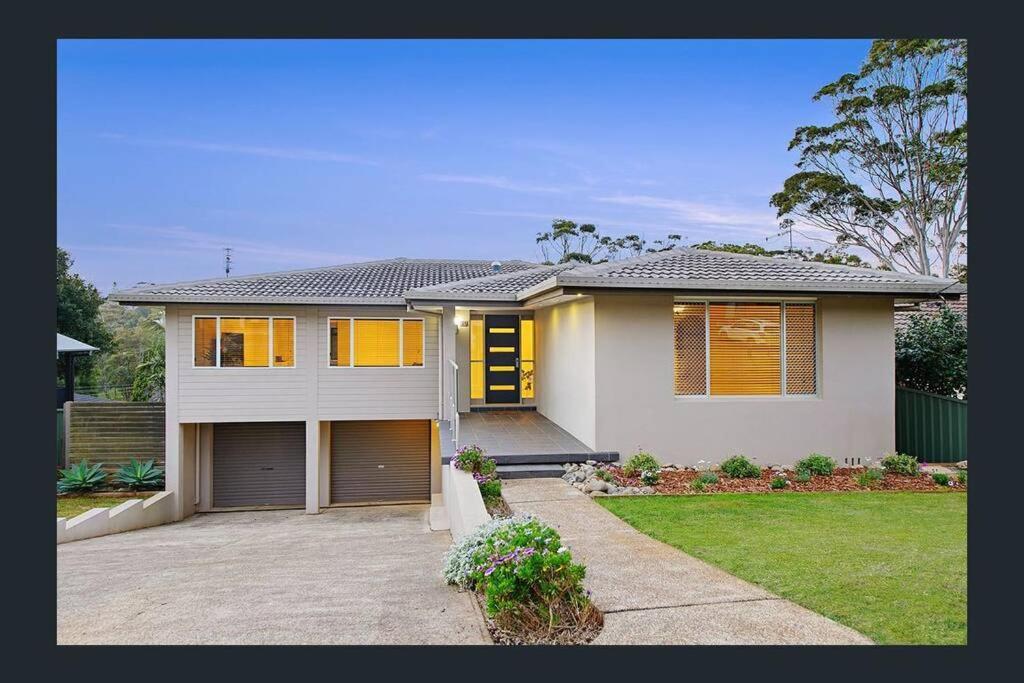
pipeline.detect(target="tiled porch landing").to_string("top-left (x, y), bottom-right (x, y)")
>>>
top-left (451, 411), bottom-right (618, 477)
top-left (460, 410), bottom-right (591, 456)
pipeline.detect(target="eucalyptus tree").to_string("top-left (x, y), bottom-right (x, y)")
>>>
top-left (771, 39), bottom-right (967, 277)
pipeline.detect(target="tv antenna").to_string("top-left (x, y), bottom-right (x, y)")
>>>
top-left (767, 219), bottom-right (796, 256)
top-left (224, 247), bottom-right (233, 277)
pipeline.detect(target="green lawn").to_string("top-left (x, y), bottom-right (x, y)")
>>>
top-left (597, 492), bottom-right (966, 645)
top-left (57, 493), bottom-right (153, 519)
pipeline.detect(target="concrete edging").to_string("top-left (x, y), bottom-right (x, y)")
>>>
top-left (441, 465), bottom-right (491, 541)
top-left (58, 491), bottom-right (176, 544)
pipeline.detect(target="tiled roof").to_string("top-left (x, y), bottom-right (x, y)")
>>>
top-left (110, 258), bottom-right (537, 304)
top-left (408, 248), bottom-right (960, 301)
top-left (405, 264), bottom-right (573, 301)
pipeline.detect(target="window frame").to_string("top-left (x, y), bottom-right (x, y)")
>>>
top-left (327, 316), bottom-right (426, 369)
top-left (191, 315), bottom-right (297, 369)
top-left (673, 297), bottom-right (820, 400)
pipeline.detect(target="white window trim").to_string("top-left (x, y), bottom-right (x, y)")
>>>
top-left (327, 316), bottom-right (426, 369)
top-left (191, 315), bottom-right (296, 369)
top-left (672, 299), bottom-right (819, 399)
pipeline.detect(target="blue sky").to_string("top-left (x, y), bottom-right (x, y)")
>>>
top-left (58, 39), bottom-right (872, 293)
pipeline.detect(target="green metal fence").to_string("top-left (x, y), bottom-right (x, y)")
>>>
top-left (57, 409), bottom-right (65, 467)
top-left (895, 387), bottom-right (967, 463)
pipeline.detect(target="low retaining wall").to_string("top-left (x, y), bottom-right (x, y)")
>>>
top-left (442, 465), bottom-right (491, 541)
top-left (57, 491), bottom-right (175, 544)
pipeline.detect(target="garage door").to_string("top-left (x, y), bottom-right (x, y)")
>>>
top-left (213, 422), bottom-right (305, 508)
top-left (330, 420), bottom-right (430, 505)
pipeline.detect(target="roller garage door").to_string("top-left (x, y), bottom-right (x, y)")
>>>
top-left (213, 422), bottom-right (305, 508)
top-left (330, 420), bottom-right (430, 505)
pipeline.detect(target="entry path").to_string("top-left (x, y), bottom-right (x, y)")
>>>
top-left (502, 479), bottom-right (871, 645)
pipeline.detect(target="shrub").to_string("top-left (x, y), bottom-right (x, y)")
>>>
top-left (57, 461), bottom-right (107, 493)
top-left (113, 459), bottom-right (164, 490)
top-left (596, 469), bottom-right (614, 483)
top-left (770, 475), bottom-right (788, 490)
top-left (932, 472), bottom-right (950, 486)
top-left (881, 453), bottom-right (920, 476)
top-left (720, 455), bottom-right (760, 479)
top-left (640, 469), bottom-right (660, 486)
top-left (443, 515), bottom-right (531, 587)
top-left (478, 477), bottom-right (502, 500)
top-left (794, 453), bottom-right (836, 476)
top-left (622, 451), bottom-right (659, 478)
top-left (468, 517), bottom-right (590, 623)
top-left (696, 471), bottom-right (719, 486)
top-left (857, 468), bottom-right (885, 488)
top-left (451, 444), bottom-right (487, 473)
top-left (957, 470), bottom-right (967, 485)
top-left (691, 480), bottom-right (706, 492)
top-left (896, 305), bottom-right (967, 398)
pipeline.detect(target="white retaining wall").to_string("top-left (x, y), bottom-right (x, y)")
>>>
top-left (441, 465), bottom-right (491, 541)
top-left (57, 491), bottom-right (176, 544)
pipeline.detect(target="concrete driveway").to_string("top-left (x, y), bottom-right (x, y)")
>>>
top-left (57, 505), bottom-right (489, 645)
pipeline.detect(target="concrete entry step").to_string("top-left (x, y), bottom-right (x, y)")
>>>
top-left (443, 451), bottom-right (617, 466)
top-left (496, 464), bottom-right (566, 479)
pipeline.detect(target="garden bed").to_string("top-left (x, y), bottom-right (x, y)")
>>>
top-left (474, 591), bottom-right (603, 645)
top-left (444, 514), bottom-right (604, 645)
top-left (483, 493), bottom-right (512, 518)
top-left (610, 465), bottom-right (963, 494)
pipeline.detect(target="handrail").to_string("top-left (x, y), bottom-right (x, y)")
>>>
top-left (448, 360), bottom-right (459, 445)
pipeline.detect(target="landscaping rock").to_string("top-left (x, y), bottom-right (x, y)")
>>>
top-left (589, 490), bottom-right (607, 497)
top-left (640, 486), bottom-right (655, 494)
top-left (585, 459), bottom-right (597, 466)
top-left (921, 464), bottom-right (957, 475)
top-left (955, 460), bottom-right (968, 470)
top-left (585, 479), bottom-right (610, 493)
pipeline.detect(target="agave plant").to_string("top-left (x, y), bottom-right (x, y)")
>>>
top-left (58, 461), bottom-right (107, 493)
top-left (114, 459), bottom-right (165, 490)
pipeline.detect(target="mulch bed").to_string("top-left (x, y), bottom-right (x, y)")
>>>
top-left (484, 494), bottom-right (513, 517)
top-left (473, 593), bottom-right (604, 645)
top-left (609, 466), bottom-right (965, 495)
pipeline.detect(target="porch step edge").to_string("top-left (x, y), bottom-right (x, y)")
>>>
top-left (496, 464), bottom-right (565, 479)
top-left (443, 451), bottom-right (618, 466)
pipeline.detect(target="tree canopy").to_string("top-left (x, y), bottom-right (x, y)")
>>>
top-left (535, 219), bottom-right (680, 264)
top-left (896, 306), bottom-right (967, 398)
top-left (57, 247), bottom-right (112, 383)
top-left (770, 39), bottom-right (967, 277)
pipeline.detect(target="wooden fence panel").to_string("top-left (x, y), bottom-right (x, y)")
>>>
top-left (66, 402), bottom-right (166, 474)
top-left (896, 387), bottom-right (967, 463)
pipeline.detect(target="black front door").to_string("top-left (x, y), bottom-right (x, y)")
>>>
top-left (485, 315), bottom-right (520, 404)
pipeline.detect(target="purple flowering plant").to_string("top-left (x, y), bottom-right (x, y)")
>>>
top-left (468, 517), bottom-right (587, 618)
top-left (452, 444), bottom-right (501, 499)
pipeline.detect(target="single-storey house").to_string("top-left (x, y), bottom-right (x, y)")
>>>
top-left (110, 248), bottom-right (959, 522)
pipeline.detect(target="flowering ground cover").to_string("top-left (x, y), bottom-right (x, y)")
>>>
top-left (597, 492), bottom-right (967, 644)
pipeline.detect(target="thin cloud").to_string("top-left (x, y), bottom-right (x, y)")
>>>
top-left (420, 173), bottom-right (569, 194)
top-left (593, 194), bottom-right (777, 230)
top-left (105, 223), bottom-right (372, 266)
top-left (98, 133), bottom-right (380, 166)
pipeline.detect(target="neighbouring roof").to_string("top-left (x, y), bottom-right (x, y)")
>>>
top-left (110, 258), bottom-right (537, 305)
top-left (57, 333), bottom-right (98, 355)
top-left (406, 248), bottom-right (961, 302)
top-left (896, 292), bottom-right (967, 333)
